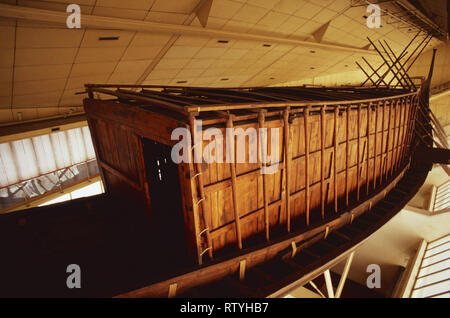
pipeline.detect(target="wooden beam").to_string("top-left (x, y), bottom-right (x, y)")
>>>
top-left (168, 283), bottom-right (177, 298)
top-left (390, 99), bottom-right (399, 176)
top-left (346, 105), bottom-right (350, 207)
top-left (189, 115), bottom-right (213, 261)
top-left (366, 103), bottom-right (371, 196)
top-left (385, 100), bottom-right (393, 181)
top-left (304, 106), bottom-right (311, 226)
top-left (357, 105), bottom-right (361, 201)
top-left (312, 21), bottom-right (330, 43)
top-left (334, 107), bottom-right (338, 213)
top-left (239, 259), bottom-right (246, 282)
top-left (373, 101), bottom-right (379, 190)
top-left (321, 107), bottom-right (325, 218)
top-left (258, 111), bottom-right (270, 241)
top-left (324, 269), bottom-right (335, 298)
top-left (335, 251), bottom-right (354, 298)
top-left (284, 108), bottom-right (292, 232)
top-left (0, 4), bottom-right (378, 55)
top-left (380, 100), bottom-right (386, 184)
top-left (227, 115), bottom-right (243, 250)
top-left (196, 0), bottom-right (213, 28)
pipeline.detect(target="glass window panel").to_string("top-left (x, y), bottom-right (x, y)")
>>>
top-left (431, 292), bottom-right (450, 298)
top-left (427, 235), bottom-right (450, 249)
top-left (425, 241), bottom-right (450, 258)
top-left (415, 269), bottom-right (450, 289)
top-left (418, 259), bottom-right (450, 278)
top-left (422, 249), bottom-right (450, 267)
top-left (38, 194), bottom-right (71, 206)
top-left (412, 280), bottom-right (450, 298)
top-left (71, 181), bottom-right (103, 199)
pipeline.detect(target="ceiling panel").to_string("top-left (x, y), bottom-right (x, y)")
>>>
top-left (16, 27), bottom-right (84, 48)
top-left (15, 48), bottom-right (78, 66)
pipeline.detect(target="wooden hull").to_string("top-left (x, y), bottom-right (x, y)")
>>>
top-left (116, 159), bottom-right (431, 298)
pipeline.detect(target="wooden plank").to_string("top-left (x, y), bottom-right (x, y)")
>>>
top-left (373, 101), bottom-right (379, 190)
top-left (258, 111), bottom-right (270, 241)
top-left (168, 283), bottom-right (177, 298)
top-left (98, 160), bottom-right (141, 191)
top-left (321, 107), bottom-right (325, 218)
top-left (304, 106), bottom-right (311, 225)
top-left (334, 107), bottom-right (338, 213)
top-left (380, 100), bottom-right (386, 184)
top-left (390, 99), bottom-right (399, 176)
top-left (227, 115), bottom-right (243, 250)
top-left (366, 103), bottom-right (371, 196)
top-left (346, 105), bottom-right (350, 207)
top-left (284, 108), bottom-right (292, 232)
top-left (385, 99), bottom-right (393, 180)
top-left (357, 104), bottom-right (361, 201)
top-left (335, 251), bottom-right (354, 298)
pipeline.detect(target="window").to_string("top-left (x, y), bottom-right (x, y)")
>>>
top-left (411, 234), bottom-right (450, 298)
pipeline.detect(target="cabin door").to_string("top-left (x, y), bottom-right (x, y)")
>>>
top-left (141, 138), bottom-right (190, 264)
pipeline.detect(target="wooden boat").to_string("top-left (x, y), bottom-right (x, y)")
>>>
top-left (0, 55), bottom-right (441, 298)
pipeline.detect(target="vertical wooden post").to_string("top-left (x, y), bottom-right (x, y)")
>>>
top-left (304, 106), bottom-right (311, 226)
top-left (226, 115), bottom-right (243, 250)
top-left (390, 99), bottom-right (399, 176)
top-left (333, 107), bottom-right (338, 213)
top-left (284, 108), bottom-right (292, 232)
top-left (345, 105), bottom-right (350, 207)
top-left (357, 104), bottom-right (361, 201)
top-left (258, 111), bottom-right (270, 241)
top-left (189, 115), bottom-right (213, 261)
top-left (320, 107), bottom-right (325, 219)
top-left (373, 101), bottom-right (379, 190)
top-left (405, 94), bottom-right (418, 156)
top-left (399, 95), bottom-right (412, 166)
top-left (385, 100), bottom-right (392, 180)
top-left (366, 103), bottom-right (371, 196)
top-left (239, 259), bottom-right (246, 282)
top-left (397, 97), bottom-right (406, 169)
top-left (168, 283), bottom-right (177, 298)
top-left (396, 97), bottom-right (406, 170)
top-left (380, 100), bottom-right (386, 184)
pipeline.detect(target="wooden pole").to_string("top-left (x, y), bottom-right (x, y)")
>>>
top-left (258, 111), bottom-right (270, 241)
top-left (226, 115), bottom-right (243, 249)
top-left (324, 269), bottom-right (335, 298)
top-left (334, 107), bottom-right (338, 213)
top-left (399, 95), bottom-right (412, 166)
top-left (321, 107), bottom-right (325, 219)
top-left (390, 99), bottom-right (399, 176)
top-left (373, 101), bottom-right (379, 189)
top-left (366, 103), bottom-right (371, 196)
top-left (345, 105), bottom-right (350, 207)
top-left (335, 251), bottom-right (355, 298)
top-left (357, 104), bottom-right (361, 201)
top-left (284, 108), bottom-right (292, 232)
top-left (380, 100), bottom-right (386, 184)
top-left (394, 98), bottom-right (402, 172)
top-left (385, 100), bottom-right (392, 180)
top-left (189, 115), bottom-right (213, 261)
top-left (304, 106), bottom-right (311, 226)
